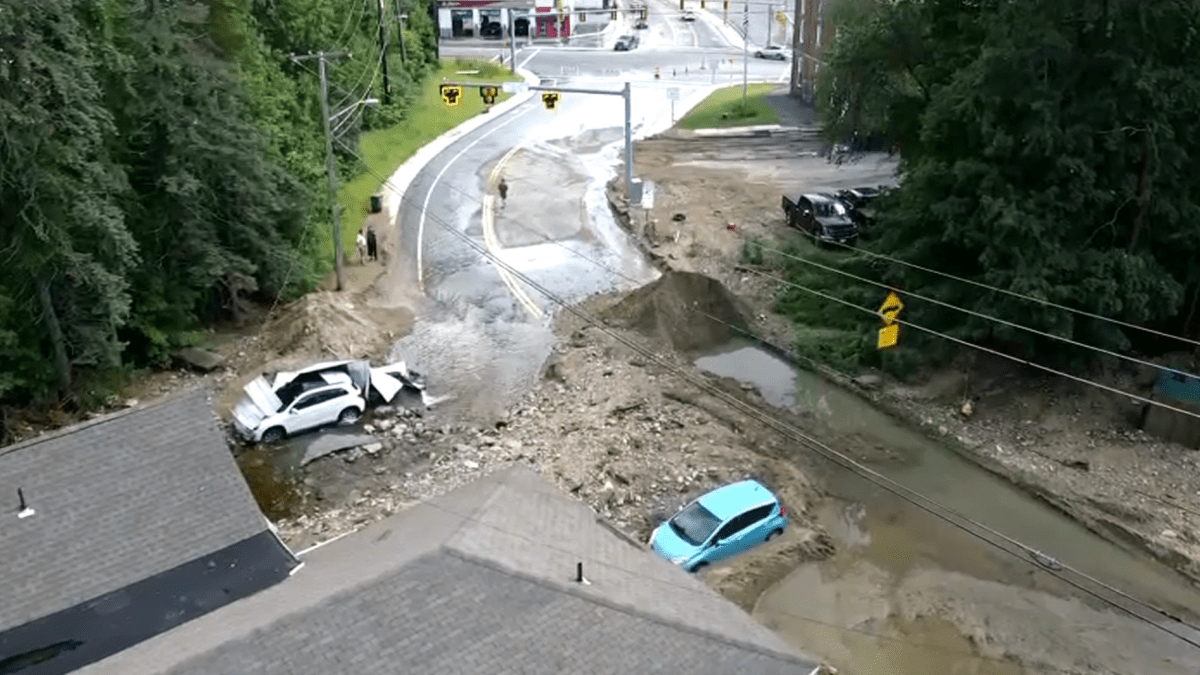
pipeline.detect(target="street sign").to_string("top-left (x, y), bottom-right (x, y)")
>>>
top-left (501, 81), bottom-right (529, 94)
top-left (878, 291), bottom-right (905, 325)
top-left (640, 180), bottom-right (655, 209)
top-left (666, 87), bottom-right (680, 101)
top-left (541, 91), bottom-right (561, 111)
top-left (479, 85), bottom-right (499, 104)
top-left (878, 324), bottom-right (900, 350)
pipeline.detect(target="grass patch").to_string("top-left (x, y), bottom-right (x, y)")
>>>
top-left (334, 58), bottom-right (521, 259)
top-left (677, 83), bottom-right (780, 129)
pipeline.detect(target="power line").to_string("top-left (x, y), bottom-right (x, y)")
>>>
top-left (811, 231), bottom-right (1200, 349)
top-left (748, 236), bottom-right (1200, 380)
top-left (744, 265), bottom-right (1200, 423)
top-left (332, 47), bottom-right (384, 113)
top-left (355, 485), bottom-right (1079, 675)
top-left (330, 0), bottom-right (371, 59)
top-left (332, 145), bottom-right (1200, 649)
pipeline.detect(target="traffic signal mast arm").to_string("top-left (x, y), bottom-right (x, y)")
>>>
top-left (440, 81), bottom-right (628, 98)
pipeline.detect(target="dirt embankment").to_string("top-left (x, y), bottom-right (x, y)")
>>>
top-left (611, 133), bottom-right (1200, 587)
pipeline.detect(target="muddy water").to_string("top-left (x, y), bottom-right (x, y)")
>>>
top-left (695, 341), bottom-right (1200, 674)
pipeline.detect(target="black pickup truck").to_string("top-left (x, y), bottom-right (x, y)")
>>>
top-left (782, 192), bottom-right (859, 246)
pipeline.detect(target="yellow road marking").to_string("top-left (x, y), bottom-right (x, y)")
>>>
top-left (482, 190), bottom-right (543, 320)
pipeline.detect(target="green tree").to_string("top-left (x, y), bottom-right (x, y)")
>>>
top-left (809, 0), bottom-right (1200, 368)
top-left (0, 0), bottom-right (137, 399)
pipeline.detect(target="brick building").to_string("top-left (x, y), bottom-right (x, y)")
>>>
top-left (789, 0), bottom-right (835, 102)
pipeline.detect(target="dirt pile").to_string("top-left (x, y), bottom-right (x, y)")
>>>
top-left (259, 292), bottom-right (388, 361)
top-left (602, 271), bottom-right (752, 353)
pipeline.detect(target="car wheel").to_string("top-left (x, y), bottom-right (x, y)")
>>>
top-left (261, 427), bottom-right (286, 444)
top-left (766, 529), bottom-right (783, 542)
top-left (338, 407), bottom-right (362, 424)
top-left (690, 562), bottom-right (709, 573)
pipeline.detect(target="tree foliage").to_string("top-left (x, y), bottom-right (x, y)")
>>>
top-left (0, 0), bottom-right (438, 403)
top-left (809, 0), bottom-right (1200, 369)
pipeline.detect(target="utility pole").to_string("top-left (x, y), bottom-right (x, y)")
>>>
top-left (292, 51), bottom-right (350, 291)
top-left (742, 2), bottom-right (749, 105)
top-left (377, 0), bottom-right (391, 104)
top-left (509, 10), bottom-right (518, 73)
top-left (393, 1), bottom-right (408, 65)
top-left (624, 81), bottom-right (633, 199)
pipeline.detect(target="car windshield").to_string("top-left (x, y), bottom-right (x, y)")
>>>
top-left (669, 502), bottom-right (722, 546)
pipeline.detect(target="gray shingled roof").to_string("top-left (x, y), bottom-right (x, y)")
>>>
top-left (80, 466), bottom-right (822, 675)
top-left (0, 389), bottom-right (271, 632)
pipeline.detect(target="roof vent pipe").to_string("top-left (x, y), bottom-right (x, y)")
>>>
top-left (17, 488), bottom-right (35, 519)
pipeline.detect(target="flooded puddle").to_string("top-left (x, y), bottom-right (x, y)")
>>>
top-left (697, 341), bottom-right (1200, 674)
top-left (695, 345), bottom-right (798, 408)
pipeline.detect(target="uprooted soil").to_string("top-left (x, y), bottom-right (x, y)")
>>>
top-left (601, 270), bottom-right (754, 353)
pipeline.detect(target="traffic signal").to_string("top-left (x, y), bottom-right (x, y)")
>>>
top-left (579, 11), bottom-right (585, 21)
top-left (723, 0), bottom-right (729, 9)
top-left (440, 84), bottom-right (463, 107)
top-left (541, 92), bottom-right (560, 111)
top-left (611, 9), bottom-right (617, 20)
top-left (641, 7), bottom-right (648, 20)
top-left (679, 0), bottom-right (684, 9)
top-left (700, 0), bottom-right (705, 8)
top-left (479, 85), bottom-right (498, 104)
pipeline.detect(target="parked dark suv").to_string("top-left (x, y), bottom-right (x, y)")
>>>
top-left (782, 193), bottom-right (858, 246)
top-left (835, 186), bottom-right (885, 236)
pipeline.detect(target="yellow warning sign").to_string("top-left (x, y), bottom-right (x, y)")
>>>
top-left (878, 324), bottom-right (900, 350)
top-left (878, 291), bottom-right (905, 325)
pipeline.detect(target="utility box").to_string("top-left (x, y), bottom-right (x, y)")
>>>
top-left (1142, 369), bottom-right (1200, 449)
top-left (629, 179), bottom-right (644, 206)
top-left (369, 193), bottom-right (384, 214)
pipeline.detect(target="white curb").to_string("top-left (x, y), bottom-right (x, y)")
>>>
top-left (382, 66), bottom-right (540, 226)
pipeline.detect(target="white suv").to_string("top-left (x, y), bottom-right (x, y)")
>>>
top-left (234, 373), bottom-right (365, 443)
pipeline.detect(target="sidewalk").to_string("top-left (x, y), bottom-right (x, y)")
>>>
top-left (764, 85), bottom-right (818, 127)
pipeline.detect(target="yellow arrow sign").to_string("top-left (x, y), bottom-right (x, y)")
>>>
top-left (878, 291), bottom-right (905, 325)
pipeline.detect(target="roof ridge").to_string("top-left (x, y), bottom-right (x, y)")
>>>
top-left (0, 387), bottom-right (214, 458)
top-left (441, 547), bottom-right (817, 669)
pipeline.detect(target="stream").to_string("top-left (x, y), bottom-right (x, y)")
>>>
top-left (695, 342), bottom-right (1200, 675)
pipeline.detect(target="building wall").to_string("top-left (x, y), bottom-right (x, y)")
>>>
top-left (790, 0), bottom-right (834, 101)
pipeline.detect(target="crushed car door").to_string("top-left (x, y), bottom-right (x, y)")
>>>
top-left (368, 368), bottom-right (404, 403)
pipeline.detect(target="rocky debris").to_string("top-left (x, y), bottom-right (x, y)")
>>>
top-left (273, 317), bottom-right (830, 568)
top-left (259, 291), bottom-right (386, 360)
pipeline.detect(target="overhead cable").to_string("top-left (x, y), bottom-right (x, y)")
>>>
top-left (331, 142), bottom-right (1200, 649)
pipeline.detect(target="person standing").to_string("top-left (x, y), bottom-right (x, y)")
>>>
top-left (498, 177), bottom-right (508, 208)
top-left (366, 227), bottom-right (378, 262)
top-left (356, 229), bottom-right (367, 265)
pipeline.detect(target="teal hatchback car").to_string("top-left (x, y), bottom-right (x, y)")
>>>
top-left (650, 479), bottom-right (788, 572)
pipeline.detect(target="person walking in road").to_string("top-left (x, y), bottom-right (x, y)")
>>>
top-left (366, 227), bottom-right (378, 262)
top-left (498, 177), bottom-right (508, 208)
top-left (356, 229), bottom-right (368, 265)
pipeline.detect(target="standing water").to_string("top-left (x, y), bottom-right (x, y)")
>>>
top-left (695, 340), bottom-right (1200, 674)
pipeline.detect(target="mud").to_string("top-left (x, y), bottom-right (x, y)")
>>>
top-left (601, 270), bottom-right (753, 353)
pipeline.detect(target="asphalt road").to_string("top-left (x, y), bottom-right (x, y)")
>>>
top-left (391, 6), bottom-right (791, 415)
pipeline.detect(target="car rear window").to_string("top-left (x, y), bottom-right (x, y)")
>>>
top-left (670, 502), bottom-right (722, 546)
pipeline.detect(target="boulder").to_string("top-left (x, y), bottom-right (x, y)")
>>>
top-left (175, 347), bottom-right (224, 372)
